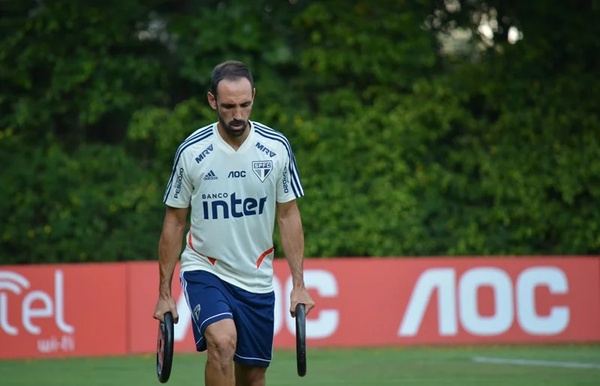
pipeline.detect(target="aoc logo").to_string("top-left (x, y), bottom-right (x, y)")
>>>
top-left (252, 161), bottom-right (273, 182)
top-left (228, 170), bottom-right (247, 178)
top-left (201, 192), bottom-right (267, 220)
top-left (398, 267), bottom-right (570, 337)
top-left (195, 144), bottom-right (214, 163)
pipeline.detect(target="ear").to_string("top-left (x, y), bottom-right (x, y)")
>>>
top-left (252, 88), bottom-right (256, 99)
top-left (207, 92), bottom-right (217, 110)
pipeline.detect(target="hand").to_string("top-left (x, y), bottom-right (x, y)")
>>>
top-left (153, 296), bottom-right (179, 323)
top-left (289, 287), bottom-right (316, 317)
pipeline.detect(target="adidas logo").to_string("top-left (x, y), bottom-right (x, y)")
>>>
top-left (203, 170), bottom-right (218, 180)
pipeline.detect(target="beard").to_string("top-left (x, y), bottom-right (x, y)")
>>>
top-left (218, 113), bottom-right (248, 138)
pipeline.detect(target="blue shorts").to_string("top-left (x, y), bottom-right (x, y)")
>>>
top-left (180, 270), bottom-right (275, 367)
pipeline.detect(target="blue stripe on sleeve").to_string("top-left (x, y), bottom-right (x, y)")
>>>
top-left (163, 126), bottom-right (214, 202)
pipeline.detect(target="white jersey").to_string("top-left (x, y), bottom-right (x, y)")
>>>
top-left (163, 121), bottom-right (303, 293)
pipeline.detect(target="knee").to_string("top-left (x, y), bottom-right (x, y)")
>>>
top-left (206, 327), bottom-right (236, 364)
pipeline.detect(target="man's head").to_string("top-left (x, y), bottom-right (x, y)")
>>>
top-left (208, 61), bottom-right (256, 140)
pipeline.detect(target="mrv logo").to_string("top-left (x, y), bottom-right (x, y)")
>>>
top-left (256, 142), bottom-right (276, 157)
top-left (195, 144), bottom-right (214, 163)
top-left (201, 192), bottom-right (267, 219)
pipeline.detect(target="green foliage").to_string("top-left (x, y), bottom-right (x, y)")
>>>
top-left (1, 0), bottom-right (599, 264)
top-left (0, 0), bottom-right (170, 146)
top-left (293, 0), bottom-right (438, 102)
top-left (127, 98), bottom-right (214, 168)
top-left (0, 136), bottom-right (163, 263)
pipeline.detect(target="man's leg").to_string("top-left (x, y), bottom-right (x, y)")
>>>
top-left (235, 363), bottom-right (267, 386)
top-left (204, 318), bottom-right (237, 386)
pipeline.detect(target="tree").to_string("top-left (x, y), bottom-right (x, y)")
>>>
top-left (1, 0), bottom-right (598, 263)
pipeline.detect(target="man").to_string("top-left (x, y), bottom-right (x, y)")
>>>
top-left (153, 60), bottom-right (315, 386)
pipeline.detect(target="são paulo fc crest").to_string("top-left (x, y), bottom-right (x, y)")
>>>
top-left (252, 160), bottom-right (273, 182)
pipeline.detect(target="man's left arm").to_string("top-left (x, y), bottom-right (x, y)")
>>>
top-left (277, 199), bottom-right (315, 316)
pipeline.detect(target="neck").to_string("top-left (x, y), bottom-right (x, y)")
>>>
top-left (217, 123), bottom-right (250, 150)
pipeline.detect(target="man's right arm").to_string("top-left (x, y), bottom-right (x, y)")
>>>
top-left (153, 205), bottom-right (189, 323)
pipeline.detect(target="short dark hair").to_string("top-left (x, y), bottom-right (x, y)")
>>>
top-left (210, 60), bottom-right (254, 97)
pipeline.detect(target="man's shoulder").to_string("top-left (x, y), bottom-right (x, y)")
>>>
top-left (176, 124), bottom-right (216, 155)
top-left (251, 121), bottom-right (293, 150)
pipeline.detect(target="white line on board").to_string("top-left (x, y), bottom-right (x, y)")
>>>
top-left (472, 356), bottom-right (600, 370)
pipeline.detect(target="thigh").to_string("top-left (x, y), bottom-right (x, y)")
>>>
top-left (181, 270), bottom-right (234, 352)
top-left (204, 318), bottom-right (237, 352)
top-left (225, 283), bottom-right (275, 367)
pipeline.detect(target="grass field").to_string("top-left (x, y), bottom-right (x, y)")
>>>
top-left (1, 345), bottom-right (599, 385)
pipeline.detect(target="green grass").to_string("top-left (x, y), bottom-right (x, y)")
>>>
top-left (1, 345), bottom-right (599, 385)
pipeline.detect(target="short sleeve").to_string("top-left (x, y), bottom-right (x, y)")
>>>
top-left (163, 150), bottom-right (193, 208)
top-left (276, 147), bottom-right (304, 203)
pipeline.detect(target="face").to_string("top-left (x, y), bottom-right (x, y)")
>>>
top-left (208, 78), bottom-right (255, 140)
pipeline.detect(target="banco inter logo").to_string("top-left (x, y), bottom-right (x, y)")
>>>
top-left (201, 192), bottom-right (267, 220)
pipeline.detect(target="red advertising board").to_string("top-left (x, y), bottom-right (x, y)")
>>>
top-left (289, 257), bottom-right (600, 347)
top-left (1, 257), bottom-right (599, 359)
top-left (0, 263), bottom-right (128, 359)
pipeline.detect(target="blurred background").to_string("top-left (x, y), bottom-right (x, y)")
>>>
top-left (1, 0), bottom-right (599, 264)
